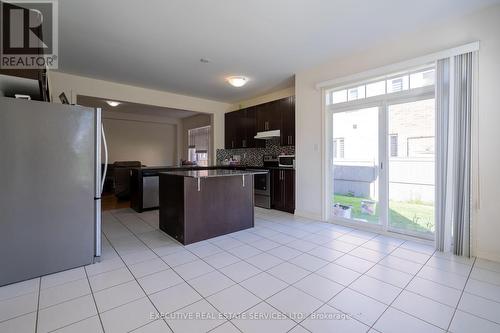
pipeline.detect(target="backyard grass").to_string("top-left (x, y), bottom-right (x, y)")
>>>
top-left (334, 194), bottom-right (434, 234)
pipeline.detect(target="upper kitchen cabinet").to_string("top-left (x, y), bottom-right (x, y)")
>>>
top-left (280, 96), bottom-right (295, 146)
top-left (225, 110), bottom-right (242, 149)
top-left (225, 96), bottom-right (295, 149)
top-left (224, 107), bottom-right (265, 149)
top-left (256, 100), bottom-right (282, 132)
top-left (243, 107), bottom-right (266, 148)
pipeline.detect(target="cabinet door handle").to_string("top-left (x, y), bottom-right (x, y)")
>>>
top-left (242, 139), bottom-right (246, 148)
top-left (232, 141), bottom-right (234, 148)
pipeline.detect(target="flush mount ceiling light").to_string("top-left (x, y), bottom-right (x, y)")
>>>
top-left (226, 76), bottom-right (248, 88)
top-left (106, 100), bottom-right (120, 107)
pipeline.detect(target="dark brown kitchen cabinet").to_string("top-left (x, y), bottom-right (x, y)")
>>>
top-left (256, 100), bottom-right (282, 132)
top-left (225, 96), bottom-right (295, 149)
top-left (243, 107), bottom-right (265, 148)
top-left (280, 96), bottom-right (295, 146)
top-left (225, 111), bottom-right (240, 149)
top-left (271, 169), bottom-right (295, 213)
top-left (225, 108), bottom-right (264, 149)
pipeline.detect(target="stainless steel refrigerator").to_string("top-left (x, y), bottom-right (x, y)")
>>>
top-left (0, 97), bottom-right (107, 287)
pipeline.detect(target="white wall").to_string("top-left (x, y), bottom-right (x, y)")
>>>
top-left (295, 4), bottom-right (500, 260)
top-left (103, 118), bottom-right (177, 166)
top-left (230, 86), bottom-right (295, 111)
top-left (48, 71), bottom-right (231, 151)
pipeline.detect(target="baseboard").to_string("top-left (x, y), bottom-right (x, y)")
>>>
top-left (473, 250), bottom-right (500, 263)
top-left (294, 210), bottom-right (324, 221)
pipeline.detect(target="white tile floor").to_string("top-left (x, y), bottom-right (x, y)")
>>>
top-left (1, 207), bottom-right (500, 332)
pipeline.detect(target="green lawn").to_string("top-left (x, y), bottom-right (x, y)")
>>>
top-left (334, 194), bottom-right (434, 234)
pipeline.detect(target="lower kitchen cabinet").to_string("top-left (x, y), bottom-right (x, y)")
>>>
top-left (271, 169), bottom-right (295, 213)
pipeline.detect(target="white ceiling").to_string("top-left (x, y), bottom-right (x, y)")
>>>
top-left (59, 0), bottom-right (500, 102)
top-left (77, 95), bottom-right (201, 119)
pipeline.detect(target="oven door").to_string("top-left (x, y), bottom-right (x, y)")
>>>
top-left (253, 171), bottom-right (270, 195)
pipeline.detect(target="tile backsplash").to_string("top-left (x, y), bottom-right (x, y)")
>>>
top-left (216, 137), bottom-right (294, 166)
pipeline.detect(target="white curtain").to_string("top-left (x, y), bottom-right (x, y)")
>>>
top-left (435, 51), bottom-right (477, 256)
top-left (435, 58), bottom-right (451, 252)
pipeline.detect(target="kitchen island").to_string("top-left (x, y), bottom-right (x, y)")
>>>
top-left (159, 169), bottom-right (267, 245)
top-left (130, 165), bottom-right (247, 212)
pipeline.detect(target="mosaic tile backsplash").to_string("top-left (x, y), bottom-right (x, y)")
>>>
top-left (216, 137), bottom-right (294, 166)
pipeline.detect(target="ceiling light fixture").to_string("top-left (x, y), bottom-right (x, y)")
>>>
top-left (106, 100), bottom-right (120, 107)
top-left (226, 76), bottom-right (248, 88)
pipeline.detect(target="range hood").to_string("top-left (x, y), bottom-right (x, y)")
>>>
top-left (254, 129), bottom-right (280, 140)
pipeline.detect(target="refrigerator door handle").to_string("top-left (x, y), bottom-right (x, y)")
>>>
top-left (94, 107), bottom-right (103, 260)
top-left (101, 123), bottom-right (108, 194)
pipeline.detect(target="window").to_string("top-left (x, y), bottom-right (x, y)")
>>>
top-left (387, 76), bottom-right (409, 93)
top-left (328, 64), bottom-right (436, 240)
top-left (366, 80), bottom-right (386, 97)
top-left (188, 126), bottom-right (210, 166)
top-left (348, 86), bottom-right (365, 101)
top-left (333, 138), bottom-right (345, 159)
top-left (331, 90), bottom-right (347, 104)
top-left (326, 67), bottom-right (435, 105)
top-left (410, 69), bottom-right (435, 89)
top-left (390, 134), bottom-right (398, 157)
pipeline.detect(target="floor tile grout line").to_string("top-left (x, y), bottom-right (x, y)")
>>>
top-left (83, 265), bottom-right (106, 333)
top-left (44, 314), bottom-right (98, 333)
top-left (36, 291), bottom-right (94, 313)
top-left (452, 282), bottom-right (500, 304)
top-left (368, 247), bottom-right (445, 331)
top-left (292, 256), bottom-right (383, 327)
top-left (114, 211), bottom-right (266, 325)
top-left (99, 229), bottom-right (178, 333)
top-left (120, 208), bottom-right (408, 326)
top-left (34, 277), bottom-right (41, 333)
top-left (288, 232), bottom-right (405, 329)
top-left (446, 256), bottom-right (477, 332)
top-left (0, 310), bottom-right (38, 325)
top-left (113, 209), bottom-right (339, 331)
top-left (105, 208), bottom-right (493, 332)
top-left (108, 211), bottom-right (244, 333)
top-left (0, 287), bottom-right (41, 304)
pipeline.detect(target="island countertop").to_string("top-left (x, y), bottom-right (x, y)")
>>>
top-left (160, 169), bottom-right (268, 178)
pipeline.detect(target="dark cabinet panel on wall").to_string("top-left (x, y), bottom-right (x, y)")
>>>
top-left (256, 100), bottom-right (282, 132)
top-left (224, 111), bottom-right (238, 149)
top-left (243, 107), bottom-right (266, 148)
top-left (271, 169), bottom-right (295, 213)
top-left (280, 96), bottom-right (295, 146)
top-left (225, 107), bottom-right (265, 149)
top-left (224, 96), bottom-right (295, 149)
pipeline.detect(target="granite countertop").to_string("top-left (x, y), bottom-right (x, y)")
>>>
top-left (160, 169), bottom-right (268, 178)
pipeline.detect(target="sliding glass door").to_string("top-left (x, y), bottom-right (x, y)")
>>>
top-left (387, 99), bottom-right (435, 238)
top-left (330, 97), bottom-right (435, 240)
top-left (332, 107), bottom-right (381, 226)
